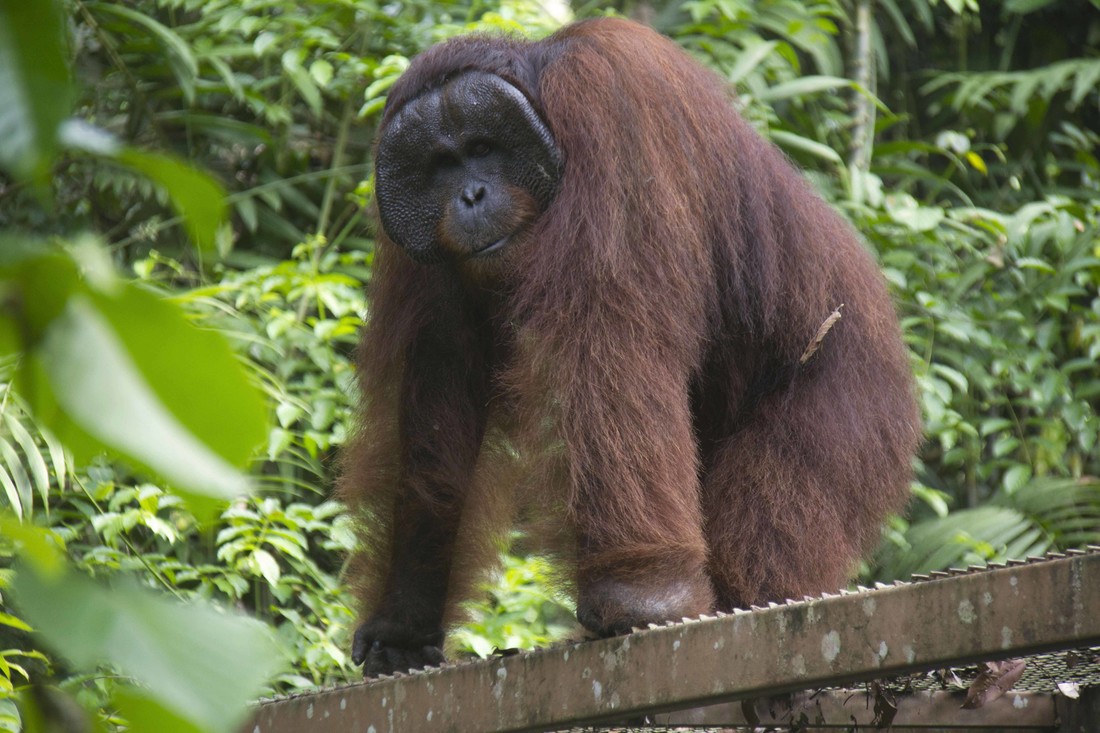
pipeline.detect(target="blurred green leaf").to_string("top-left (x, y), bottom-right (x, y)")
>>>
top-left (13, 565), bottom-right (283, 731)
top-left (34, 296), bottom-right (251, 514)
top-left (115, 150), bottom-right (227, 253)
top-left (1015, 256), bottom-right (1056, 274)
top-left (1003, 465), bottom-right (1032, 495)
top-left (1005, 0), bottom-right (1057, 13)
top-left (0, 517), bottom-right (65, 578)
top-left (0, 0), bottom-right (72, 187)
top-left (252, 549), bottom-right (281, 586)
top-left (86, 282), bottom-right (267, 470)
top-left (112, 689), bottom-right (206, 733)
top-left (2, 244), bottom-right (266, 515)
top-left (59, 123), bottom-right (228, 253)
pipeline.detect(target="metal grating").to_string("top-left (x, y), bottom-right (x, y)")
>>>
top-left (245, 549), bottom-right (1100, 733)
top-left (563, 645), bottom-right (1100, 730)
top-left (899, 645), bottom-right (1100, 693)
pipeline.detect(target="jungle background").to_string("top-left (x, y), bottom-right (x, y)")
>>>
top-left (0, 0), bottom-right (1098, 730)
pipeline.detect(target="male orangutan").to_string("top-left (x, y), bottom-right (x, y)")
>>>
top-left (341, 17), bottom-right (921, 677)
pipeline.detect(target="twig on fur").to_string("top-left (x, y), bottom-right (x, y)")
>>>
top-left (800, 304), bottom-right (845, 364)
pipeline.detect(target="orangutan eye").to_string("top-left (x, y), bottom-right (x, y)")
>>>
top-left (467, 140), bottom-right (492, 158)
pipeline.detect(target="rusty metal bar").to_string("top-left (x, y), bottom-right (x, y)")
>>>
top-left (247, 551), bottom-right (1100, 733)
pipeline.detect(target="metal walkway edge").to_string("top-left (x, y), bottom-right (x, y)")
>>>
top-left (247, 549), bottom-right (1100, 732)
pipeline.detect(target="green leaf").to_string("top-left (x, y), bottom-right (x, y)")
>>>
top-left (993, 435), bottom-right (1021, 458)
top-left (113, 688), bottom-right (205, 733)
top-left (253, 31), bottom-right (278, 57)
top-left (0, 438), bottom-right (31, 516)
top-left (878, 0), bottom-right (918, 45)
top-left (727, 40), bottom-right (778, 86)
top-left (979, 418), bottom-right (1013, 436)
top-left (1003, 465), bottom-right (1032, 495)
top-left (263, 534), bottom-right (305, 561)
top-left (1070, 61), bottom-right (1100, 108)
top-left (4, 244), bottom-right (265, 506)
top-left (252, 549), bottom-right (281, 586)
top-left (115, 149), bottom-right (226, 253)
top-left (34, 295), bottom-right (255, 514)
top-left (1005, 0), bottom-right (1057, 13)
top-left (275, 402), bottom-right (303, 428)
top-left (769, 130), bottom-right (843, 165)
top-left (267, 427), bottom-right (294, 460)
top-left (39, 424), bottom-right (68, 495)
top-left (309, 59), bottom-right (334, 87)
top-left (0, 0), bottom-right (72, 187)
top-left (4, 415), bottom-right (51, 509)
top-left (912, 484), bottom-right (950, 517)
top-left (92, 285), bottom-right (267, 466)
top-left (359, 96), bottom-right (387, 118)
top-left (59, 122), bottom-right (227, 253)
top-left (364, 74), bottom-right (401, 101)
top-left (890, 203), bottom-right (945, 233)
top-left (964, 151), bottom-right (987, 175)
top-left (86, 2), bottom-right (197, 105)
top-left (282, 49), bottom-right (322, 117)
top-left (235, 196), bottom-right (259, 232)
top-left (13, 565), bottom-right (284, 731)
top-left (757, 75), bottom-right (851, 103)
top-left (0, 465), bottom-right (21, 520)
top-left (0, 611), bottom-right (31, 632)
top-left (931, 363), bottom-right (969, 394)
top-left (0, 518), bottom-right (65, 577)
top-left (1015, 256), bottom-right (1056, 274)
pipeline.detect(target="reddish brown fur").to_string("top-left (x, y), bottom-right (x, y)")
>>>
top-left (341, 17), bottom-right (921, 656)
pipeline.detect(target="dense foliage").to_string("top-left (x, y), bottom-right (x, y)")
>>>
top-left (1, 0), bottom-right (1097, 730)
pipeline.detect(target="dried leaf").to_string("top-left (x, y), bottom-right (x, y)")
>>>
top-left (871, 680), bottom-right (898, 727)
top-left (1056, 681), bottom-right (1080, 699)
top-left (961, 659), bottom-right (1026, 709)
top-left (799, 304), bottom-right (844, 364)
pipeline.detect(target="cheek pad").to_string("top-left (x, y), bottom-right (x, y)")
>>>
top-left (375, 124), bottom-right (440, 260)
top-left (374, 72), bottom-right (562, 260)
top-left (468, 77), bottom-right (561, 209)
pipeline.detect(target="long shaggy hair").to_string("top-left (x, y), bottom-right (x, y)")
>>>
top-left (341, 17), bottom-right (920, 636)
